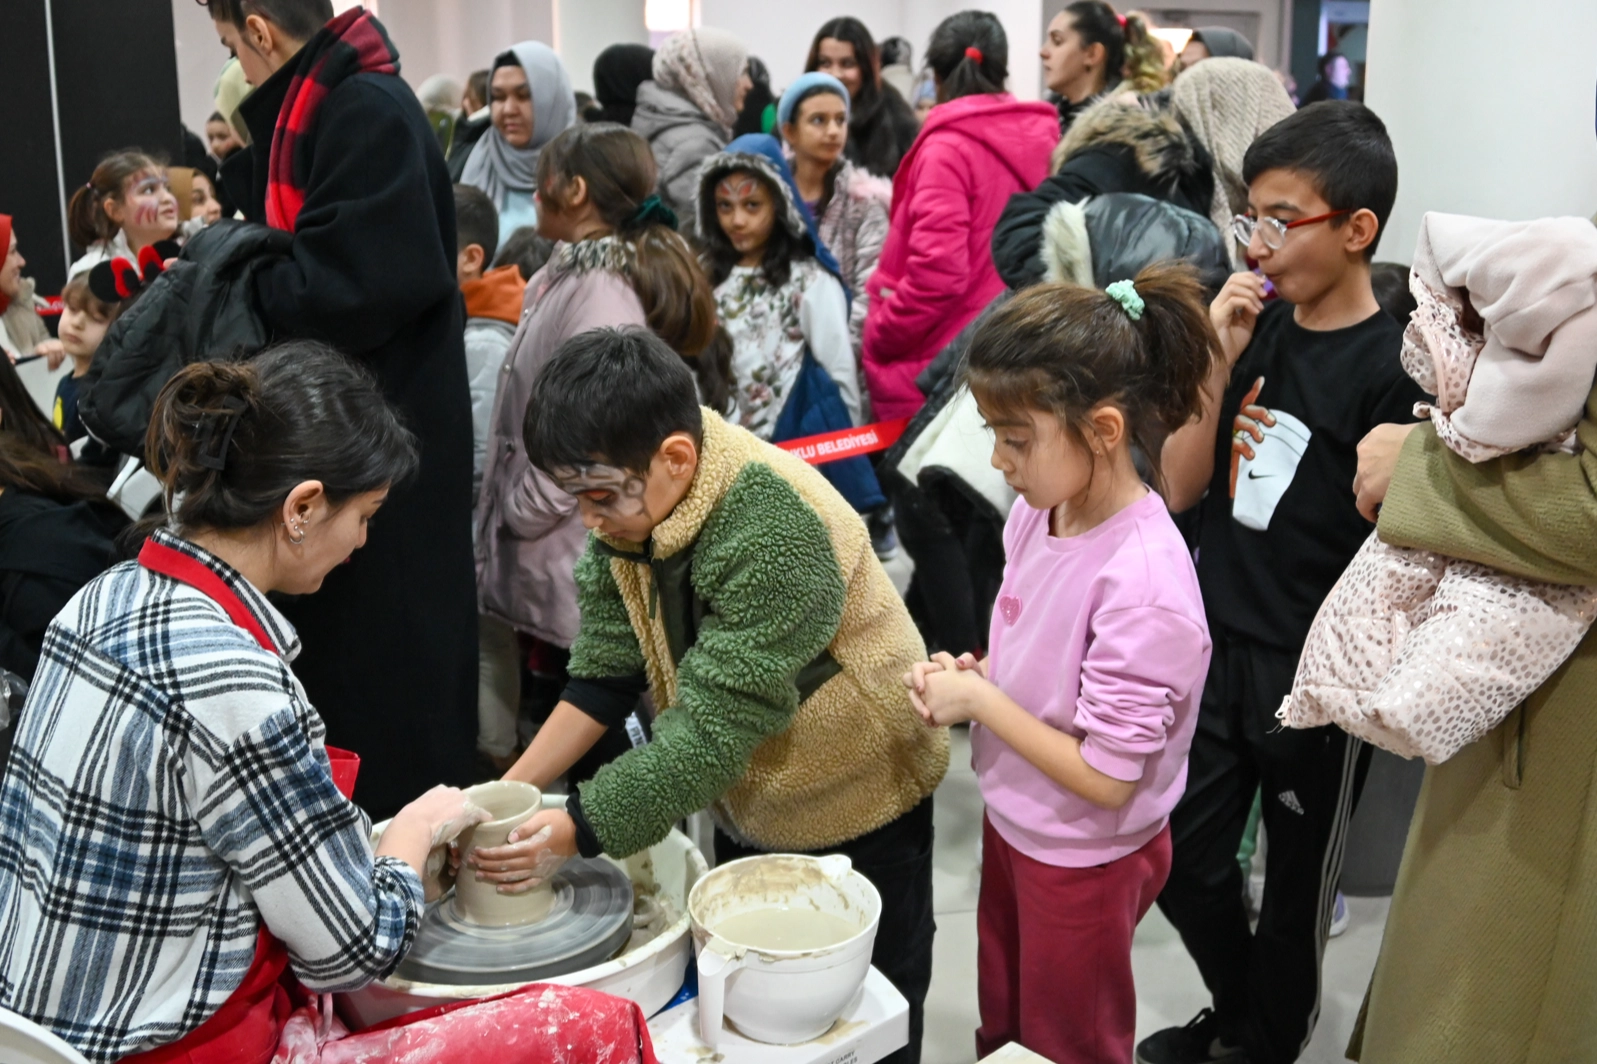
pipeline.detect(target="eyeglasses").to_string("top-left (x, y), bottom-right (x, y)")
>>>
top-left (1231, 209), bottom-right (1352, 251)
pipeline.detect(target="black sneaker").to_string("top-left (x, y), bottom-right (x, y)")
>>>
top-left (1135, 1009), bottom-right (1247, 1064)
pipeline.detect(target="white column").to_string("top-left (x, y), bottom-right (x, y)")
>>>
top-left (1363, 0), bottom-right (1597, 263)
top-left (556, 0), bottom-right (649, 95)
top-left (172, 0), bottom-right (230, 133)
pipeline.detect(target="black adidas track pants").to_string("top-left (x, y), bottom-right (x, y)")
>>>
top-left (1156, 626), bottom-right (1373, 1064)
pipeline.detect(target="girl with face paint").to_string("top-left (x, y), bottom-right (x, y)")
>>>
top-left (66, 151), bottom-right (181, 281)
top-left (696, 134), bottom-right (858, 441)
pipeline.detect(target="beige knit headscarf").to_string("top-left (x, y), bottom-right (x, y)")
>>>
top-left (653, 28), bottom-right (749, 136)
top-left (1172, 58), bottom-right (1296, 260)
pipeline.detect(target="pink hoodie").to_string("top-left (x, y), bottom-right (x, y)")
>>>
top-left (861, 93), bottom-right (1058, 421)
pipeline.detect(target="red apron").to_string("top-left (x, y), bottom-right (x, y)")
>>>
top-left (122, 538), bottom-right (362, 1064)
top-left (120, 539), bottom-right (660, 1064)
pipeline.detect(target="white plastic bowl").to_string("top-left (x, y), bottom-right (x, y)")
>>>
top-left (689, 853), bottom-right (882, 1046)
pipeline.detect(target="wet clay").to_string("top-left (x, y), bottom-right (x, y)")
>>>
top-left (713, 908), bottom-right (860, 952)
top-left (454, 780), bottom-right (555, 927)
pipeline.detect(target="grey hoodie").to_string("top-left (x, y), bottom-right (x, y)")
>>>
top-left (631, 80), bottom-right (726, 240)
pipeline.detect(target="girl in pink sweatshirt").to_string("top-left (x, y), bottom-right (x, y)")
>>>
top-left (905, 263), bottom-right (1220, 1064)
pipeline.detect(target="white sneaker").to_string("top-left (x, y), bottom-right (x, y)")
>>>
top-left (1328, 891), bottom-right (1350, 938)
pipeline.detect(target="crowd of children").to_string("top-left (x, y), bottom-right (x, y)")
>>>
top-left (0, 2), bottom-right (1587, 1064)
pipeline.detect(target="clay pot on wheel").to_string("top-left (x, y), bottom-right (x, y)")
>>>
top-left (453, 779), bottom-right (554, 926)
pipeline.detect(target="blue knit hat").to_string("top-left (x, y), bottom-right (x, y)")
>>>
top-left (777, 72), bottom-right (851, 129)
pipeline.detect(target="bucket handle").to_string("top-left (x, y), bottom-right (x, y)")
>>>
top-left (817, 854), bottom-right (853, 880)
top-left (697, 942), bottom-right (745, 1047)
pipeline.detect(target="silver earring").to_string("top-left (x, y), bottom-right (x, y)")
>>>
top-left (287, 519), bottom-right (306, 545)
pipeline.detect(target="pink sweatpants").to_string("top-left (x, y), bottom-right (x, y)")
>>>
top-left (975, 816), bottom-right (1172, 1063)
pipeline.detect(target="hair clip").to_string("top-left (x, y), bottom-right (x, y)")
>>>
top-left (626, 194), bottom-right (679, 231)
top-left (964, 45), bottom-right (984, 64)
top-left (193, 396), bottom-right (248, 471)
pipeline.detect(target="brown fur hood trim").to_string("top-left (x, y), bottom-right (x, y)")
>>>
top-left (1051, 99), bottom-right (1208, 190)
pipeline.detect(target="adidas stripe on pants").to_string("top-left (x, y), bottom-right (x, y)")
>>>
top-left (1155, 625), bottom-right (1373, 1064)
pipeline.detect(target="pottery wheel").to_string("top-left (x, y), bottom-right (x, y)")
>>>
top-left (395, 856), bottom-right (634, 986)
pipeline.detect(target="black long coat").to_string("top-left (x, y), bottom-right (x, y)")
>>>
top-left (224, 58), bottom-right (478, 817)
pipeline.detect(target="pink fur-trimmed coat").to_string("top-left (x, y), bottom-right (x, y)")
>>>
top-left (814, 159), bottom-right (892, 359)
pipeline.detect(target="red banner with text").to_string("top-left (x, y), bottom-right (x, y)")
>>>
top-left (776, 419), bottom-right (909, 466)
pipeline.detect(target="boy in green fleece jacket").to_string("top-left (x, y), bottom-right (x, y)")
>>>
top-left (470, 327), bottom-right (948, 1062)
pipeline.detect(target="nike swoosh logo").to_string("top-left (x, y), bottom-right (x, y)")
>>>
top-left (1246, 471), bottom-right (1275, 480)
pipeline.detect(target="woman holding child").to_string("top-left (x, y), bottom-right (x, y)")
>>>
top-left (1349, 246), bottom-right (1597, 1062)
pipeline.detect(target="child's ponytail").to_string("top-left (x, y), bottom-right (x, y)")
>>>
top-left (67, 150), bottom-right (163, 249)
top-left (1119, 260), bottom-right (1224, 455)
top-left (966, 260), bottom-right (1222, 495)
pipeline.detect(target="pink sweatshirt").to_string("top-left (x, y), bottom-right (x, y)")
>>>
top-left (973, 492), bottom-right (1211, 867)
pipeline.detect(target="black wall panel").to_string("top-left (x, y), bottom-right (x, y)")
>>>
top-left (1, 0), bottom-right (183, 295)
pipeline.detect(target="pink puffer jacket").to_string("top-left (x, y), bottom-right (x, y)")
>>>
top-left (861, 93), bottom-right (1057, 421)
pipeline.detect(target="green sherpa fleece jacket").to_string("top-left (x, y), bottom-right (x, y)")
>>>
top-left (567, 413), bottom-right (949, 857)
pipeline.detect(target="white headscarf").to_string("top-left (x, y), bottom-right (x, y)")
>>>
top-left (460, 41), bottom-right (577, 203)
top-left (653, 28), bottom-right (748, 136)
top-left (1171, 58), bottom-right (1296, 251)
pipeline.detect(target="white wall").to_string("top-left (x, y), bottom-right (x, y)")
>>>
top-left (557, 0), bottom-right (650, 95)
top-left (380, 0), bottom-right (555, 91)
top-left (1364, 0), bottom-right (1597, 264)
top-left (173, 0), bottom-right (231, 135)
top-left (170, 0), bottom-right (1080, 128)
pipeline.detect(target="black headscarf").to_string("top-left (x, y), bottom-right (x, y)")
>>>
top-left (733, 56), bottom-right (776, 137)
top-left (592, 44), bottom-right (656, 128)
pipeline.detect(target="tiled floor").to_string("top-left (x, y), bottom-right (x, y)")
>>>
top-left (923, 727), bottom-right (1389, 1064)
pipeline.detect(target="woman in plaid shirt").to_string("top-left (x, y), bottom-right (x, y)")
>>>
top-left (0, 345), bottom-right (488, 1062)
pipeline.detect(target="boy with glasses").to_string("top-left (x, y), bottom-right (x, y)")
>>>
top-left (1138, 102), bottom-right (1426, 1064)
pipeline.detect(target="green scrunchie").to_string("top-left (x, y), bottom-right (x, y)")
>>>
top-left (1105, 278), bottom-right (1145, 321)
top-left (626, 194), bottom-right (679, 232)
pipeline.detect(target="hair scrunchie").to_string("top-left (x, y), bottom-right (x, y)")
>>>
top-left (625, 194), bottom-right (679, 231)
top-left (1115, 11), bottom-right (1127, 28)
top-left (964, 45), bottom-right (984, 64)
top-left (1105, 279), bottom-right (1145, 321)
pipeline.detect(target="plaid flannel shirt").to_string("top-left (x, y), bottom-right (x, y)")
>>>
top-left (0, 530), bottom-right (423, 1062)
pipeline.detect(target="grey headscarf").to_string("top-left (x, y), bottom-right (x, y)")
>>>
top-left (460, 41), bottom-right (577, 203)
top-left (1191, 26), bottom-right (1255, 62)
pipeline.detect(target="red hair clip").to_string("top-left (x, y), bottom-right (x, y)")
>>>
top-left (965, 45), bottom-right (984, 64)
top-left (1115, 11), bottom-right (1127, 27)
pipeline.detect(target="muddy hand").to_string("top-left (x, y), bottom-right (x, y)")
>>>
top-left (470, 808), bottom-right (578, 894)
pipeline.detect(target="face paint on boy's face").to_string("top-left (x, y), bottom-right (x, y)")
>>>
top-left (549, 462), bottom-right (657, 540)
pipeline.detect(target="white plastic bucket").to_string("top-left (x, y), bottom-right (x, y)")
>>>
top-left (688, 853), bottom-right (881, 1046)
